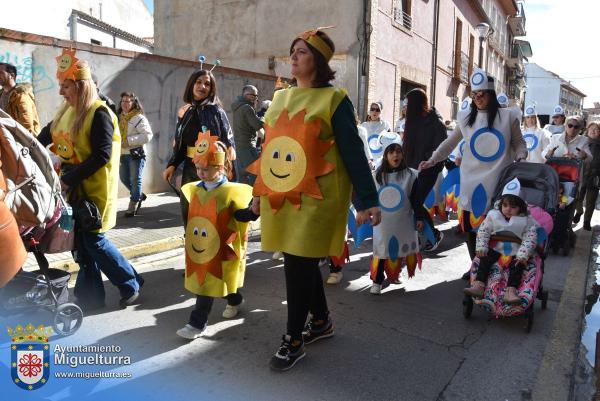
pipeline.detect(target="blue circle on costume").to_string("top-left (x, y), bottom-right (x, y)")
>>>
top-left (461, 99), bottom-right (470, 110)
top-left (471, 72), bottom-right (485, 86)
top-left (469, 127), bottom-right (506, 162)
top-left (523, 133), bottom-right (539, 151)
top-left (526, 107), bottom-right (535, 115)
top-left (498, 95), bottom-right (508, 104)
top-left (378, 183), bottom-right (405, 212)
top-left (368, 134), bottom-right (383, 154)
top-left (506, 182), bottom-right (518, 190)
top-left (459, 140), bottom-right (466, 156)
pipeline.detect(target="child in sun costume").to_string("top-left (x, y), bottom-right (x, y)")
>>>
top-left (247, 28), bottom-right (379, 371)
top-left (176, 133), bottom-right (257, 340)
top-left (423, 69), bottom-right (527, 260)
top-left (36, 49), bottom-right (143, 309)
top-left (370, 142), bottom-right (423, 295)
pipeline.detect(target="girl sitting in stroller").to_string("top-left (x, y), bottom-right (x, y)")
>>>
top-left (463, 178), bottom-right (538, 304)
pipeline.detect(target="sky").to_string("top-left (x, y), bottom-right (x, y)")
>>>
top-left (526, 0), bottom-right (599, 107)
top-left (143, 0), bottom-right (154, 14)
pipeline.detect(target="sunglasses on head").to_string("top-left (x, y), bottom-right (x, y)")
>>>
top-left (567, 123), bottom-right (580, 129)
top-left (370, 108), bottom-right (380, 112)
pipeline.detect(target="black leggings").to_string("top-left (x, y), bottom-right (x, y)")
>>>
top-left (462, 211), bottom-right (477, 260)
top-left (476, 249), bottom-right (525, 288)
top-left (284, 253), bottom-right (329, 341)
top-left (189, 292), bottom-right (243, 329)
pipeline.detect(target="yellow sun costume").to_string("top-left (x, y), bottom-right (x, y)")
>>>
top-left (51, 49), bottom-right (120, 233)
top-left (247, 86), bottom-right (351, 258)
top-left (182, 133), bottom-right (253, 297)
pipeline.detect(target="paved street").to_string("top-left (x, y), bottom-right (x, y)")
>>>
top-left (2, 217), bottom-right (589, 401)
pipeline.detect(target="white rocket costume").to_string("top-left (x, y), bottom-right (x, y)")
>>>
top-left (543, 105), bottom-right (565, 136)
top-left (522, 105), bottom-right (552, 163)
top-left (428, 69), bottom-right (527, 218)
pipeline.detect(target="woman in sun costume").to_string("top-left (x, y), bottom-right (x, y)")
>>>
top-left (248, 28), bottom-right (380, 371)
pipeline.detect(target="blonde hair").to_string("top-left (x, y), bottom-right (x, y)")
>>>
top-left (51, 60), bottom-right (98, 139)
top-left (524, 115), bottom-right (540, 129)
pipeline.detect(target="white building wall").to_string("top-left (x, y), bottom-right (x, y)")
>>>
top-left (524, 63), bottom-right (560, 116)
top-left (0, 0), bottom-right (152, 42)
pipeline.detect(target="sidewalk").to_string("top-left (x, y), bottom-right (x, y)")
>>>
top-left (23, 192), bottom-right (260, 273)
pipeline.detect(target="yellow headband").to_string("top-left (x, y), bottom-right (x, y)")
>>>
top-left (298, 26), bottom-right (335, 61)
top-left (55, 48), bottom-right (91, 82)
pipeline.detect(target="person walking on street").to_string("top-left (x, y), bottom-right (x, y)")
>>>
top-left (420, 69), bottom-right (527, 267)
top-left (402, 88), bottom-right (447, 251)
top-left (522, 105), bottom-right (551, 163)
top-left (231, 85), bottom-right (263, 185)
top-left (92, 73), bottom-right (117, 114)
top-left (582, 122), bottom-right (600, 231)
top-left (0, 62), bottom-right (40, 135)
top-left (247, 28), bottom-right (380, 371)
top-left (38, 50), bottom-right (143, 310)
top-left (162, 69), bottom-right (235, 223)
top-left (544, 105), bottom-right (566, 136)
top-left (118, 92), bottom-right (153, 217)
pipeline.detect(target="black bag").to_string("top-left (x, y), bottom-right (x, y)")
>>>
top-left (72, 185), bottom-right (102, 232)
top-left (130, 146), bottom-right (145, 160)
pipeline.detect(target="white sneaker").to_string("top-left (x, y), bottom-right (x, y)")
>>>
top-left (222, 299), bottom-right (244, 318)
top-left (272, 251), bottom-right (283, 260)
top-left (370, 283), bottom-right (382, 295)
top-left (176, 324), bottom-right (205, 340)
top-left (326, 272), bottom-right (343, 284)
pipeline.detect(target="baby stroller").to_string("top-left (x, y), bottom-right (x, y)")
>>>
top-left (545, 157), bottom-right (583, 256)
top-left (0, 110), bottom-right (83, 336)
top-left (462, 162), bottom-right (559, 332)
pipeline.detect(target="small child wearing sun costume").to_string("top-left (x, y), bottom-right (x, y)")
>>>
top-left (176, 131), bottom-right (258, 340)
top-left (370, 142), bottom-right (424, 294)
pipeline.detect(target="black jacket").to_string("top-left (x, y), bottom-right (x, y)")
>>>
top-left (403, 108), bottom-right (447, 170)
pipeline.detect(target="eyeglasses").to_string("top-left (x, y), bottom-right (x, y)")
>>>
top-left (567, 124), bottom-right (580, 129)
top-left (370, 108), bottom-right (381, 112)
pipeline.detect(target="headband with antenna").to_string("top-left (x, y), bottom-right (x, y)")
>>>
top-left (197, 54), bottom-right (221, 72)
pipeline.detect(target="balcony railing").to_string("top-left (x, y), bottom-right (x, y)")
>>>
top-left (452, 51), bottom-right (470, 82)
top-left (393, 7), bottom-right (412, 30)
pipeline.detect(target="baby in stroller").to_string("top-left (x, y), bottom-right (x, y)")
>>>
top-left (464, 178), bottom-right (538, 304)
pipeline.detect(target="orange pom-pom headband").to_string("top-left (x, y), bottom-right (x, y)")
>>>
top-left (56, 48), bottom-right (91, 83)
top-left (192, 127), bottom-right (226, 167)
top-left (297, 26), bottom-right (335, 61)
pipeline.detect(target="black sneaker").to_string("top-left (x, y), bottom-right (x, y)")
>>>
top-left (573, 212), bottom-right (582, 225)
top-left (302, 317), bottom-right (334, 345)
top-left (119, 291), bottom-right (139, 308)
top-left (269, 335), bottom-right (305, 371)
top-left (424, 230), bottom-right (444, 252)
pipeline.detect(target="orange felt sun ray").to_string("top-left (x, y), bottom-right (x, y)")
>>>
top-left (185, 194), bottom-right (238, 285)
top-left (247, 109), bottom-right (335, 214)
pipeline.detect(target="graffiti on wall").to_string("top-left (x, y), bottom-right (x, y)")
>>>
top-left (0, 51), bottom-right (55, 93)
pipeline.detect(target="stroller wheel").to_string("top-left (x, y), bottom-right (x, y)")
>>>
top-left (462, 296), bottom-right (473, 319)
top-left (526, 310), bottom-right (534, 333)
top-left (53, 303), bottom-right (83, 336)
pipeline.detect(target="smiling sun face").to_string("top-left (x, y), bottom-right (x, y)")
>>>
top-left (185, 194), bottom-right (238, 285)
top-left (192, 130), bottom-right (219, 166)
top-left (261, 136), bottom-right (307, 193)
top-left (52, 131), bottom-right (78, 163)
top-left (247, 109), bottom-right (335, 213)
top-left (55, 49), bottom-right (79, 82)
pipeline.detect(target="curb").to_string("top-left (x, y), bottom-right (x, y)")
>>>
top-left (532, 228), bottom-right (592, 401)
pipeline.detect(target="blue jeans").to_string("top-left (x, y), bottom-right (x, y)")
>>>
top-left (236, 146), bottom-right (259, 185)
top-left (73, 231), bottom-right (142, 305)
top-left (119, 155), bottom-right (145, 202)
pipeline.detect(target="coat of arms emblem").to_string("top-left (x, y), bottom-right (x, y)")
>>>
top-left (8, 323), bottom-right (53, 390)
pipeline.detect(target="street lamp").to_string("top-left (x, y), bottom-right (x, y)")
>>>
top-left (476, 22), bottom-right (491, 68)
